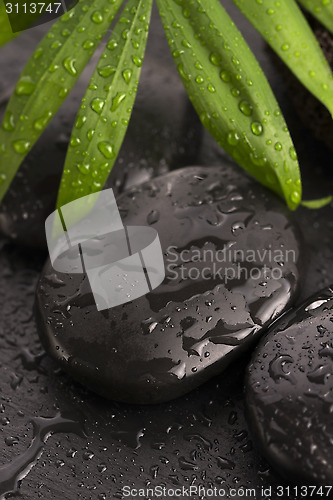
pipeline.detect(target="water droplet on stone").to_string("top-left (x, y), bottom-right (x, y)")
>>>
top-left (141, 317), bottom-right (158, 335)
top-left (147, 210), bottom-right (160, 225)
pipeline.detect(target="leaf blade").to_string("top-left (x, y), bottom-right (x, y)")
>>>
top-left (0, 0), bottom-right (125, 203)
top-left (301, 196), bottom-right (332, 209)
top-left (233, 0), bottom-right (333, 117)
top-left (57, 0), bottom-right (153, 207)
top-left (156, 0), bottom-right (302, 209)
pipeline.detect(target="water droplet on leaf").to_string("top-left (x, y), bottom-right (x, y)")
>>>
top-left (111, 93), bottom-right (126, 111)
top-left (251, 121), bottom-right (264, 136)
top-left (13, 140), bottom-right (31, 154)
top-left (98, 65), bottom-right (116, 78)
top-left (3, 111), bottom-right (15, 131)
top-left (227, 130), bottom-right (240, 146)
top-left (34, 111), bottom-right (52, 131)
top-left (132, 56), bottom-right (143, 67)
top-left (98, 141), bottom-right (115, 159)
top-left (91, 11), bottom-right (103, 24)
top-left (15, 76), bottom-right (36, 96)
top-left (122, 69), bottom-right (132, 84)
top-left (239, 100), bottom-right (253, 116)
top-left (63, 57), bottom-right (77, 76)
top-left (91, 98), bottom-right (105, 114)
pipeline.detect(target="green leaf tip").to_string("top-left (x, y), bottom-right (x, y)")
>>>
top-left (301, 195), bottom-right (332, 209)
top-left (156, 0), bottom-right (302, 211)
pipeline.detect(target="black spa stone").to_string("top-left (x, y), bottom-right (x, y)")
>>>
top-left (246, 286), bottom-right (333, 485)
top-left (35, 165), bottom-right (303, 404)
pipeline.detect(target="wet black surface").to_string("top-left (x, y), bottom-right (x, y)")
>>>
top-left (0, 1), bottom-right (332, 499)
top-left (246, 287), bottom-right (333, 485)
top-left (35, 165), bottom-right (303, 404)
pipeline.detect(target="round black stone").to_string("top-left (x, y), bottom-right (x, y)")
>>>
top-left (246, 286), bottom-right (333, 485)
top-left (35, 165), bottom-right (303, 404)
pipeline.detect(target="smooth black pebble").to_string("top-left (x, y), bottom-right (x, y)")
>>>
top-left (246, 286), bottom-right (333, 485)
top-left (35, 165), bottom-right (303, 403)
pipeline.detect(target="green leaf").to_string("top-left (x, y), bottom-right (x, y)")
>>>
top-left (298, 0), bottom-right (333, 36)
top-left (0, 1), bottom-right (16, 47)
top-left (301, 195), bottom-right (332, 209)
top-left (233, 0), bottom-right (333, 117)
top-left (57, 0), bottom-right (152, 208)
top-left (156, 0), bottom-right (302, 210)
top-left (0, 0), bottom-right (125, 204)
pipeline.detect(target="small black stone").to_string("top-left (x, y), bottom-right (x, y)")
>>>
top-left (35, 165), bottom-right (303, 404)
top-left (246, 286), bottom-right (333, 485)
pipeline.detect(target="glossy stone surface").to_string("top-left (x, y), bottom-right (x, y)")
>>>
top-left (35, 165), bottom-right (303, 404)
top-left (246, 286), bottom-right (333, 485)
